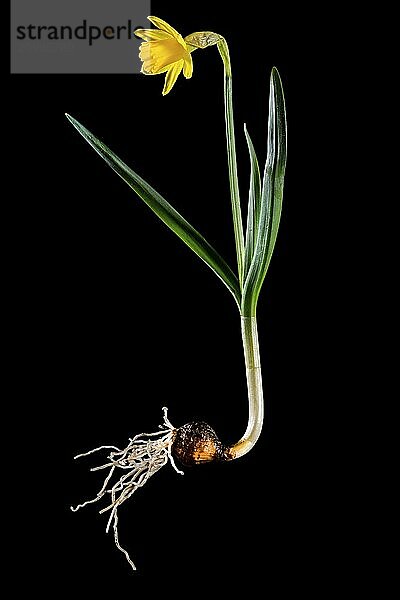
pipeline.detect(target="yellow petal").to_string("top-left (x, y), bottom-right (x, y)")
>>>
top-left (147, 16), bottom-right (187, 49)
top-left (183, 53), bottom-right (193, 79)
top-left (162, 60), bottom-right (184, 95)
top-left (135, 28), bottom-right (173, 41)
top-left (141, 63), bottom-right (170, 76)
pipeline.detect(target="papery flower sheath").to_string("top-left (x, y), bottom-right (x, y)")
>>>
top-left (135, 16), bottom-right (193, 95)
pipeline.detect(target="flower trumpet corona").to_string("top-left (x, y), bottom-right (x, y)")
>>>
top-left (68, 14), bottom-right (287, 572)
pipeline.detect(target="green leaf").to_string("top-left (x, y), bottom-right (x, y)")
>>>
top-left (241, 67), bottom-right (287, 316)
top-left (243, 124), bottom-right (262, 280)
top-left (65, 114), bottom-right (240, 306)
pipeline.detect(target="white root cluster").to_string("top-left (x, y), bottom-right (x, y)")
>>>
top-left (70, 407), bottom-right (183, 571)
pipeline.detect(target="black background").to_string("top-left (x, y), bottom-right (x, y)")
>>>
top-left (9, 0), bottom-right (347, 593)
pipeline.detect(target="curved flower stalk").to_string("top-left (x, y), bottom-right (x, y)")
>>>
top-left (68, 15), bottom-right (287, 571)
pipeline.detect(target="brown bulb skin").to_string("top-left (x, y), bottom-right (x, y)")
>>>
top-left (172, 421), bottom-right (232, 466)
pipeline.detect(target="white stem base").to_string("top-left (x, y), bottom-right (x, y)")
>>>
top-left (229, 316), bottom-right (264, 459)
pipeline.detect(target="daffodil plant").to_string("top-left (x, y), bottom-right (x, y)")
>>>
top-left (69, 16), bottom-right (287, 571)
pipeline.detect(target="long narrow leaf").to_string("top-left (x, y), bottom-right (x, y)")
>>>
top-left (66, 114), bottom-right (240, 305)
top-left (241, 68), bottom-right (287, 316)
top-left (243, 124), bottom-right (262, 280)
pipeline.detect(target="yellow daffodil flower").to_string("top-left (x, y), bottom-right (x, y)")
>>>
top-left (135, 16), bottom-right (193, 96)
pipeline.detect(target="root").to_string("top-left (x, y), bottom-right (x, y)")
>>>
top-left (71, 407), bottom-right (183, 571)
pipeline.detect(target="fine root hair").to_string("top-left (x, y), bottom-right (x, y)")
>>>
top-left (71, 407), bottom-right (183, 571)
